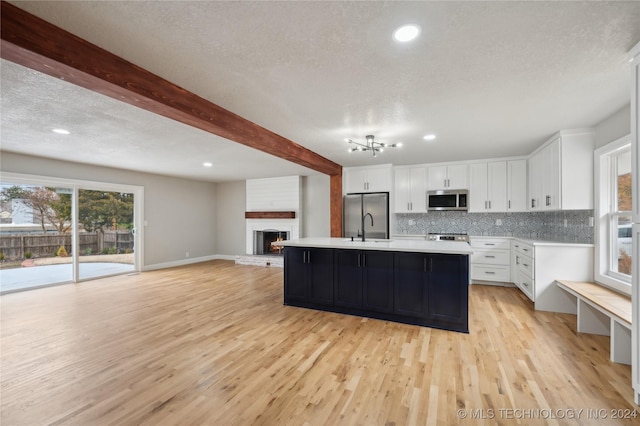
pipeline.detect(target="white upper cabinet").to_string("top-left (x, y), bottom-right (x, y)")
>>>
top-left (469, 162), bottom-right (507, 212)
top-left (427, 164), bottom-right (468, 190)
top-left (507, 160), bottom-right (527, 212)
top-left (343, 165), bottom-right (392, 193)
top-left (528, 130), bottom-right (594, 211)
top-left (394, 166), bottom-right (427, 213)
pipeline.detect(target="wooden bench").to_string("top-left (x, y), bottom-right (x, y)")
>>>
top-left (556, 280), bottom-right (632, 365)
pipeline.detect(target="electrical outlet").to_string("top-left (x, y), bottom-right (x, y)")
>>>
top-left (564, 219), bottom-right (568, 227)
top-left (185, 251), bottom-right (190, 258)
top-left (408, 219), bottom-right (415, 226)
top-left (495, 219), bottom-right (502, 226)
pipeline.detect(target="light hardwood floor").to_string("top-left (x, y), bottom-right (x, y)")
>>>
top-left (1, 260), bottom-right (636, 425)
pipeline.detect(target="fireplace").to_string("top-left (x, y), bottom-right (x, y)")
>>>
top-left (253, 230), bottom-right (289, 255)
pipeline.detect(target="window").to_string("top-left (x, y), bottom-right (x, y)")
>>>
top-left (595, 137), bottom-right (632, 294)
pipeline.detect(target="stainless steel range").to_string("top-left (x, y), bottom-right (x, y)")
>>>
top-left (426, 232), bottom-right (469, 242)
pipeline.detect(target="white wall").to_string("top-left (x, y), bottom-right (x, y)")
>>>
top-left (215, 181), bottom-right (246, 256)
top-left (302, 174), bottom-right (330, 237)
top-left (594, 105), bottom-right (631, 148)
top-left (214, 174), bottom-right (331, 256)
top-left (0, 152), bottom-right (217, 268)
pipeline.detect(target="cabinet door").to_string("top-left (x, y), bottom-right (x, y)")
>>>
top-left (427, 166), bottom-right (448, 190)
top-left (394, 168), bottom-right (411, 213)
top-left (427, 254), bottom-right (468, 326)
top-left (507, 160), bottom-right (527, 212)
top-left (447, 164), bottom-right (468, 189)
top-left (528, 151), bottom-right (543, 210)
top-left (284, 247), bottom-right (308, 301)
top-left (362, 251), bottom-right (394, 313)
top-left (393, 252), bottom-right (427, 317)
top-left (334, 249), bottom-right (363, 308)
top-left (308, 248), bottom-right (334, 305)
top-left (468, 163), bottom-right (488, 212)
top-left (366, 167), bottom-right (392, 192)
top-left (487, 161), bottom-right (507, 212)
top-left (543, 139), bottom-right (561, 210)
top-left (344, 169), bottom-right (367, 193)
top-left (409, 167), bottom-right (427, 212)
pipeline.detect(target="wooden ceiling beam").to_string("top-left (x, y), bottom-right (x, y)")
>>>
top-left (0, 1), bottom-right (342, 176)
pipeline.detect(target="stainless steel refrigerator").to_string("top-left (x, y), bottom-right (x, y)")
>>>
top-left (343, 192), bottom-right (389, 239)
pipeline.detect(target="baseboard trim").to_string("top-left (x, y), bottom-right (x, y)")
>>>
top-left (143, 255), bottom-right (224, 271)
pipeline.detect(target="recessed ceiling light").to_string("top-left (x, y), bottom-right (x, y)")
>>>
top-left (393, 24), bottom-right (421, 43)
top-left (52, 128), bottom-right (70, 135)
top-left (423, 134), bottom-right (436, 141)
top-left (203, 162), bottom-right (213, 167)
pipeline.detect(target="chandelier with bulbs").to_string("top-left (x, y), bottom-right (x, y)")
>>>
top-left (345, 135), bottom-right (402, 157)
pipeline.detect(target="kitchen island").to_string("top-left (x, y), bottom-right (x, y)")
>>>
top-left (275, 238), bottom-right (473, 333)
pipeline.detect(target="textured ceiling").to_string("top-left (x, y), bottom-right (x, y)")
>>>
top-left (2, 1), bottom-right (640, 182)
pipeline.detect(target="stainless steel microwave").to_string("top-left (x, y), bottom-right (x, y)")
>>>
top-left (427, 189), bottom-right (468, 211)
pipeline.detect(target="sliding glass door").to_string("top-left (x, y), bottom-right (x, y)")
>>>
top-left (0, 173), bottom-right (142, 293)
top-left (78, 189), bottom-right (136, 280)
top-left (0, 183), bottom-right (73, 292)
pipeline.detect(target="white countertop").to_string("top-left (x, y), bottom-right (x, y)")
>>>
top-left (392, 234), bottom-right (594, 248)
top-left (274, 237), bottom-right (473, 255)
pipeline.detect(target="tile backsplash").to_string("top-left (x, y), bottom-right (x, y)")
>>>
top-left (395, 210), bottom-right (594, 244)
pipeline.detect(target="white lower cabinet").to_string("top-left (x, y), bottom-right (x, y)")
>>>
top-left (470, 237), bottom-right (511, 283)
top-left (512, 240), bottom-right (534, 300)
top-left (510, 239), bottom-right (594, 313)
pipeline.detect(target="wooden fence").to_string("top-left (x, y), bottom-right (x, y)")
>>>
top-left (0, 231), bottom-right (134, 260)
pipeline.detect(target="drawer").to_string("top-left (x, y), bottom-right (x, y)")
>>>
top-left (471, 238), bottom-right (511, 250)
top-left (518, 273), bottom-right (534, 301)
top-left (512, 241), bottom-right (534, 257)
top-left (471, 249), bottom-right (510, 265)
top-left (471, 264), bottom-right (510, 282)
top-left (515, 253), bottom-right (534, 278)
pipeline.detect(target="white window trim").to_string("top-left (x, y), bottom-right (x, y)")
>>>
top-left (0, 171), bottom-right (145, 277)
top-left (594, 135), bottom-right (632, 295)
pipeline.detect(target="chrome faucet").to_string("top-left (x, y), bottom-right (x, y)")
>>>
top-left (361, 212), bottom-right (373, 242)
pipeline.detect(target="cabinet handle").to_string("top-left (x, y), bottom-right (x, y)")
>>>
top-left (424, 258), bottom-right (427, 272)
top-left (484, 255), bottom-right (496, 258)
top-left (522, 248), bottom-right (529, 252)
top-left (508, 200), bottom-right (511, 209)
top-left (523, 282), bottom-right (529, 287)
top-left (362, 253), bottom-right (366, 267)
top-left (485, 271), bottom-right (496, 275)
top-left (307, 251), bottom-right (311, 263)
top-left (303, 251), bottom-right (308, 263)
top-left (546, 195), bottom-right (551, 206)
top-left (484, 243), bottom-right (496, 246)
top-left (485, 201), bottom-right (488, 209)
top-left (357, 253), bottom-right (361, 268)
top-left (488, 200), bottom-right (491, 209)
top-left (531, 198), bottom-right (536, 208)
top-left (523, 263), bottom-right (529, 267)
